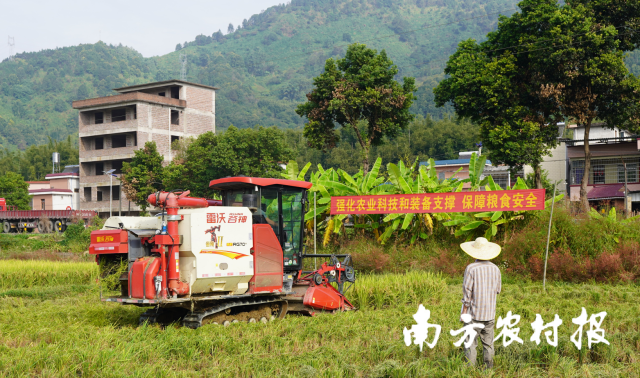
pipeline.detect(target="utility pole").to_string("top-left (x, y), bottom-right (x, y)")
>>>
top-left (104, 169), bottom-right (116, 217)
top-left (622, 158), bottom-right (628, 217)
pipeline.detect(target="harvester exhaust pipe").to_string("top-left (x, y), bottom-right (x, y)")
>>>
top-left (147, 191), bottom-right (209, 298)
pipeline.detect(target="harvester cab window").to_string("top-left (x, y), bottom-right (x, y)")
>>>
top-left (260, 188), bottom-right (280, 237)
top-left (281, 189), bottom-right (303, 267)
top-left (226, 191), bottom-right (247, 207)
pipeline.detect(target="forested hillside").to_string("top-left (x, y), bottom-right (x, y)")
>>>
top-left (1, 0), bottom-right (639, 152)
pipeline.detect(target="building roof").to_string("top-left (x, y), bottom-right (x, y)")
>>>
top-left (113, 80), bottom-right (219, 93)
top-left (587, 184), bottom-right (626, 200)
top-left (209, 177), bottom-right (312, 190)
top-left (29, 189), bottom-right (73, 195)
top-left (422, 158), bottom-right (492, 167)
top-left (46, 172), bottom-right (79, 179)
top-left (26, 181), bottom-right (49, 184)
top-left (72, 92), bottom-right (186, 110)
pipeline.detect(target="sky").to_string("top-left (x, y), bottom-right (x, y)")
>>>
top-left (0, 0), bottom-right (287, 62)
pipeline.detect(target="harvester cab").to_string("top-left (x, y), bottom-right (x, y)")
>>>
top-left (90, 177), bottom-right (355, 328)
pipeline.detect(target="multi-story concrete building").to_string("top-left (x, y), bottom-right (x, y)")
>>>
top-left (72, 80), bottom-right (217, 215)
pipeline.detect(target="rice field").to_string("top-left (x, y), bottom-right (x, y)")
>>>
top-left (0, 260), bottom-right (639, 377)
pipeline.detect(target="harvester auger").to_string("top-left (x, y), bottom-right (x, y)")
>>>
top-left (90, 177), bottom-right (356, 328)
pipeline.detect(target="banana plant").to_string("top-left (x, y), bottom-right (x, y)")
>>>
top-left (280, 160), bottom-right (312, 181)
top-left (379, 159), bottom-right (464, 244)
top-left (467, 152), bottom-right (489, 191)
top-left (305, 157), bottom-right (391, 245)
top-left (443, 176), bottom-right (564, 241)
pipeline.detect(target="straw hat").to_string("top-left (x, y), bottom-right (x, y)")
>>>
top-left (460, 237), bottom-right (501, 260)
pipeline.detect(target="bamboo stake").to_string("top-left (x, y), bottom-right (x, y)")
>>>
top-left (543, 181), bottom-right (558, 292)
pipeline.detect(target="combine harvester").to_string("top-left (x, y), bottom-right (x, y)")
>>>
top-left (90, 177), bottom-right (355, 328)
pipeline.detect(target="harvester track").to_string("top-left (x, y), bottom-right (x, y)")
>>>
top-left (140, 297), bottom-right (288, 329)
top-left (183, 297), bottom-right (288, 329)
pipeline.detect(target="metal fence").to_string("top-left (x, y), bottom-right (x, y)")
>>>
top-left (570, 157), bottom-right (640, 185)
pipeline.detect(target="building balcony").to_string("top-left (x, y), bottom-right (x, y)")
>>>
top-left (80, 175), bottom-right (122, 186)
top-left (79, 119), bottom-right (139, 136)
top-left (79, 146), bottom-right (136, 162)
top-left (81, 199), bottom-right (140, 213)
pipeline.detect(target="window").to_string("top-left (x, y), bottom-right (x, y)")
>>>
top-left (158, 92), bottom-right (165, 97)
top-left (111, 134), bottom-right (127, 148)
top-left (95, 162), bottom-right (104, 176)
top-left (572, 160), bottom-right (584, 185)
top-left (133, 106), bottom-right (137, 120)
top-left (171, 135), bottom-right (180, 147)
top-left (111, 109), bottom-right (126, 122)
top-left (438, 172), bottom-right (445, 180)
top-left (592, 162), bottom-right (605, 184)
top-left (619, 163), bottom-right (638, 183)
top-left (171, 110), bottom-right (179, 125)
top-left (171, 87), bottom-right (180, 99)
top-left (97, 190), bottom-right (103, 201)
top-left (41, 199), bottom-right (45, 210)
top-left (95, 137), bottom-right (104, 150)
top-left (261, 188), bottom-right (280, 241)
top-left (95, 112), bottom-right (103, 124)
top-left (133, 133), bottom-right (137, 146)
top-left (111, 160), bottom-right (123, 174)
top-left (282, 189), bottom-right (304, 267)
top-left (84, 187), bottom-right (91, 202)
top-left (112, 185), bottom-right (120, 200)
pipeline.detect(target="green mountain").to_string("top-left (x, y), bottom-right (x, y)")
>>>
top-left (1, 0), bottom-right (639, 151)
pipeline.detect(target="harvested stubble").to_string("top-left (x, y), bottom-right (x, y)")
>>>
top-left (0, 260), bottom-right (97, 289)
top-left (0, 265), bottom-right (639, 377)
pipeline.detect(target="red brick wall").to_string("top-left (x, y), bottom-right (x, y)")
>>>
top-left (185, 112), bottom-right (215, 135)
top-left (185, 86), bottom-right (214, 113)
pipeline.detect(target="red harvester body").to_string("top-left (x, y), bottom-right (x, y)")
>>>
top-left (90, 177), bottom-right (355, 328)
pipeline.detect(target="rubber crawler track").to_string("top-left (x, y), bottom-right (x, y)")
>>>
top-left (182, 297), bottom-right (288, 329)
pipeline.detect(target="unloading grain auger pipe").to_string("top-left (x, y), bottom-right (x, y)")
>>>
top-left (147, 191), bottom-right (208, 299)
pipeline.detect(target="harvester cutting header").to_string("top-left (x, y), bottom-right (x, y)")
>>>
top-left (90, 177), bottom-right (355, 328)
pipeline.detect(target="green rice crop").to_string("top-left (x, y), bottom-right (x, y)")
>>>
top-left (351, 271), bottom-right (447, 310)
top-left (0, 260), bottom-right (97, 289)
top-left (0, 262), bottom-right (639, 377)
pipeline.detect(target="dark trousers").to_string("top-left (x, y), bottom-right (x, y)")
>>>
top-left (464, 319), bottom-right (495, 368)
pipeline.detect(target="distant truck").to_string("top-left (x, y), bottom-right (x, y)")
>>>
top-left (0, 198), bottom-right (97, 233)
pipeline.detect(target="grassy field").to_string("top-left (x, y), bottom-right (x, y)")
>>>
top-left (0, 262), bottom-right (638, 377)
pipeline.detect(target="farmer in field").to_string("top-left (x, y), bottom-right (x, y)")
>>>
top-left (459, 237), bottom-right (502, 369)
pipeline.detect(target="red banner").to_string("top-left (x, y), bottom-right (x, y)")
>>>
top-left (330, 189), bottom-right (546, 215)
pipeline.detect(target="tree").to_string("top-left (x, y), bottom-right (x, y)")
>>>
top-left (227, 23), bottom-right (234, 34)
top-left (434, 1), bottom-right (564, 189)
top-left (212, 30), bottom-right (224, 42)
top-left (76, 83), bottom-right (90, 100)
top-left (164, 126), bottom-right (294, 198)
top-left (296, 43), bottom-right (416, 173)
top-left (523, 0), bottom-right (640, 211)
top-left (120, 142), bottom-right (165, 212)
top-left (434, 0), bottom-right (640, 199)
top-left (175, 43), bottom-right (182, 51)
top-left (0, 172), bottom-right (31, 210)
